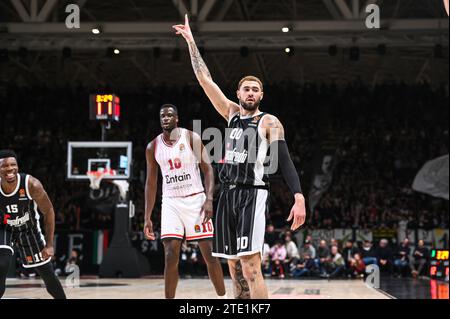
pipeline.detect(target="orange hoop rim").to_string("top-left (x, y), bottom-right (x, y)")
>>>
top-left (87, 169), bottom-right (116, 189)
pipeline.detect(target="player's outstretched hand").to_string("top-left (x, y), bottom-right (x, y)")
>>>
top-left (287, 197), bottom-right (306, 231)
top-left (172, 14), bottom-right (194, 43)
top-left (144, 219), bottom-right (156, 241)
top-left (201, 199), bottom-right (214, 224)
top-left (41, 246), bottom-right (54, 260)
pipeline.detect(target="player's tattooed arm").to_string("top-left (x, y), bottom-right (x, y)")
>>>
top-left (187, 40), bottom-right (212, 83)
top-left (172, 14), bottom-right (210, 82)
top-left (173, 14), bottom-right (239, 121)
top-left (233, 261), bottom-right (251, 299)
top-left (262, 114), bottom-right (285, 143)
top-left (144, 140), bottom-right (158, 240)
top-left (28, 176), bottom-right (55, 256)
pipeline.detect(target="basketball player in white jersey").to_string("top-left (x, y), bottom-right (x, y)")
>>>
top-left (144, 104), bottom-right (226, 299)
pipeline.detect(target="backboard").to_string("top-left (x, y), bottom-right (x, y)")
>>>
top-left (67, 141), bottom-right (132, 180)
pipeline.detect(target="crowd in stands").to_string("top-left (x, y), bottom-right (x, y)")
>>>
top-left (273, 82), bottom-right (449, 231)
top-left (260, 225), bottom-right (432, 279)
top-left (0, 81), bottom-right (448, 236)
top-left (175, 223), bottom-right (435, 280)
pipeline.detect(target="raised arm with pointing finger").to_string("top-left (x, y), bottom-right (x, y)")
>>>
top-left (173, 14), bottom-right (306, 232)
top-left (173, 14), bottom-right (307, 299)
top-left (173, 15), bottom-right (240, 121)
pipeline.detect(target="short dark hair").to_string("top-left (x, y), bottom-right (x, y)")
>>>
top-left (238, 75), bottom-right (263, 91)
top-left (0, 150), bottom-right (17, 160)
top-left (160, 104), bottom-right (178, 114)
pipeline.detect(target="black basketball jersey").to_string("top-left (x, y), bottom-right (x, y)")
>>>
top-left (218, 112), bottom-right (270, 186)
top-left (0, 173), bottom-right (42, 234)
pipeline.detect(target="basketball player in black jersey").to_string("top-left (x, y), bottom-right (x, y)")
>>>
top-left (0, 150), bottom-right (66, 299)
top-left (174, 16), bottom-right (306, 299)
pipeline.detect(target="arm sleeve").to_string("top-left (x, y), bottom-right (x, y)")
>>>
top-left (270, 140), bottom-right (303, 195)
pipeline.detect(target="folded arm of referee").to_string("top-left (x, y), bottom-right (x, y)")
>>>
top-left (261, 114), bottom-right (307, 231)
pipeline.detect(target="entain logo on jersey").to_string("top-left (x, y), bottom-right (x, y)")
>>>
top-left (165, 172), bottom-right (192, 184)
top-left (179, 143), bottom-right (186, 152)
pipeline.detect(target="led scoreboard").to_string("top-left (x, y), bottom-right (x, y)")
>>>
top-left (89, 94), bottom-right (121, 122)
top-left (430, 249), bottom-right (449, 281)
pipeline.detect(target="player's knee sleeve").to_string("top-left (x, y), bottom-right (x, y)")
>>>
top-left (0, 250), bottom-right (12, 298)
top-left (35, 262), bottom-right (66, 299)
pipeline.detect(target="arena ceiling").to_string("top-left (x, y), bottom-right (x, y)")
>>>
top-left (0, 0), bottom-right (448, 89)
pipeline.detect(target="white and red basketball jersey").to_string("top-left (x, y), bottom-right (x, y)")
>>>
top-left (155, 128), bottom-right (205, 198)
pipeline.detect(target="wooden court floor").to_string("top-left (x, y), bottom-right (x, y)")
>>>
top-left (4, 277), bottom-right (389, 299)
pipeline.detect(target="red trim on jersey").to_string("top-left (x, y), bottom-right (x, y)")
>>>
top-left (161, 233), bottom-right (184, 239)
top-left (186, 234), bottom-right (214, 240)
top-left (184, 191), bottom-right (204, 198)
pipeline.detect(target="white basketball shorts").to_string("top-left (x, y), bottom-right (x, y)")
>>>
top-left (160, 192), bottom-right (214, 241)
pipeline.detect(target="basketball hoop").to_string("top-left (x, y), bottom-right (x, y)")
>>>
top-left (87, 169), bottom-right (116, 190)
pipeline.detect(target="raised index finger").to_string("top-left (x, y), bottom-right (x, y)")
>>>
top-left (185, 14), bottom-right (189, 26)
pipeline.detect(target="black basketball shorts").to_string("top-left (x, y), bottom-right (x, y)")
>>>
top-left (212, 186), bottom-right (269, 259)
top-left (0, 226), bottom-right (50, 268)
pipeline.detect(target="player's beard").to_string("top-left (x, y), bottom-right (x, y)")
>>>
top-left (162, 122), bottom-right (177, 132)
top-left (240, 98), bottom-right (260, 111)
top-left (163, 126), bottom-right (174, 132)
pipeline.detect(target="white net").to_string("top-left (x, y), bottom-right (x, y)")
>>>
top-left (87, 168), bottom-right (116, 190)
top-left (87, 171), bottom-right (105, 190)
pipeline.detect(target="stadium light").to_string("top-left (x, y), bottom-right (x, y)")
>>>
top-left (106, 47), bottom-right (118, 57)
top-left (285, 47), bottom-right (294, 57)
top-left (92, 27), bottom-right (102, 35)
